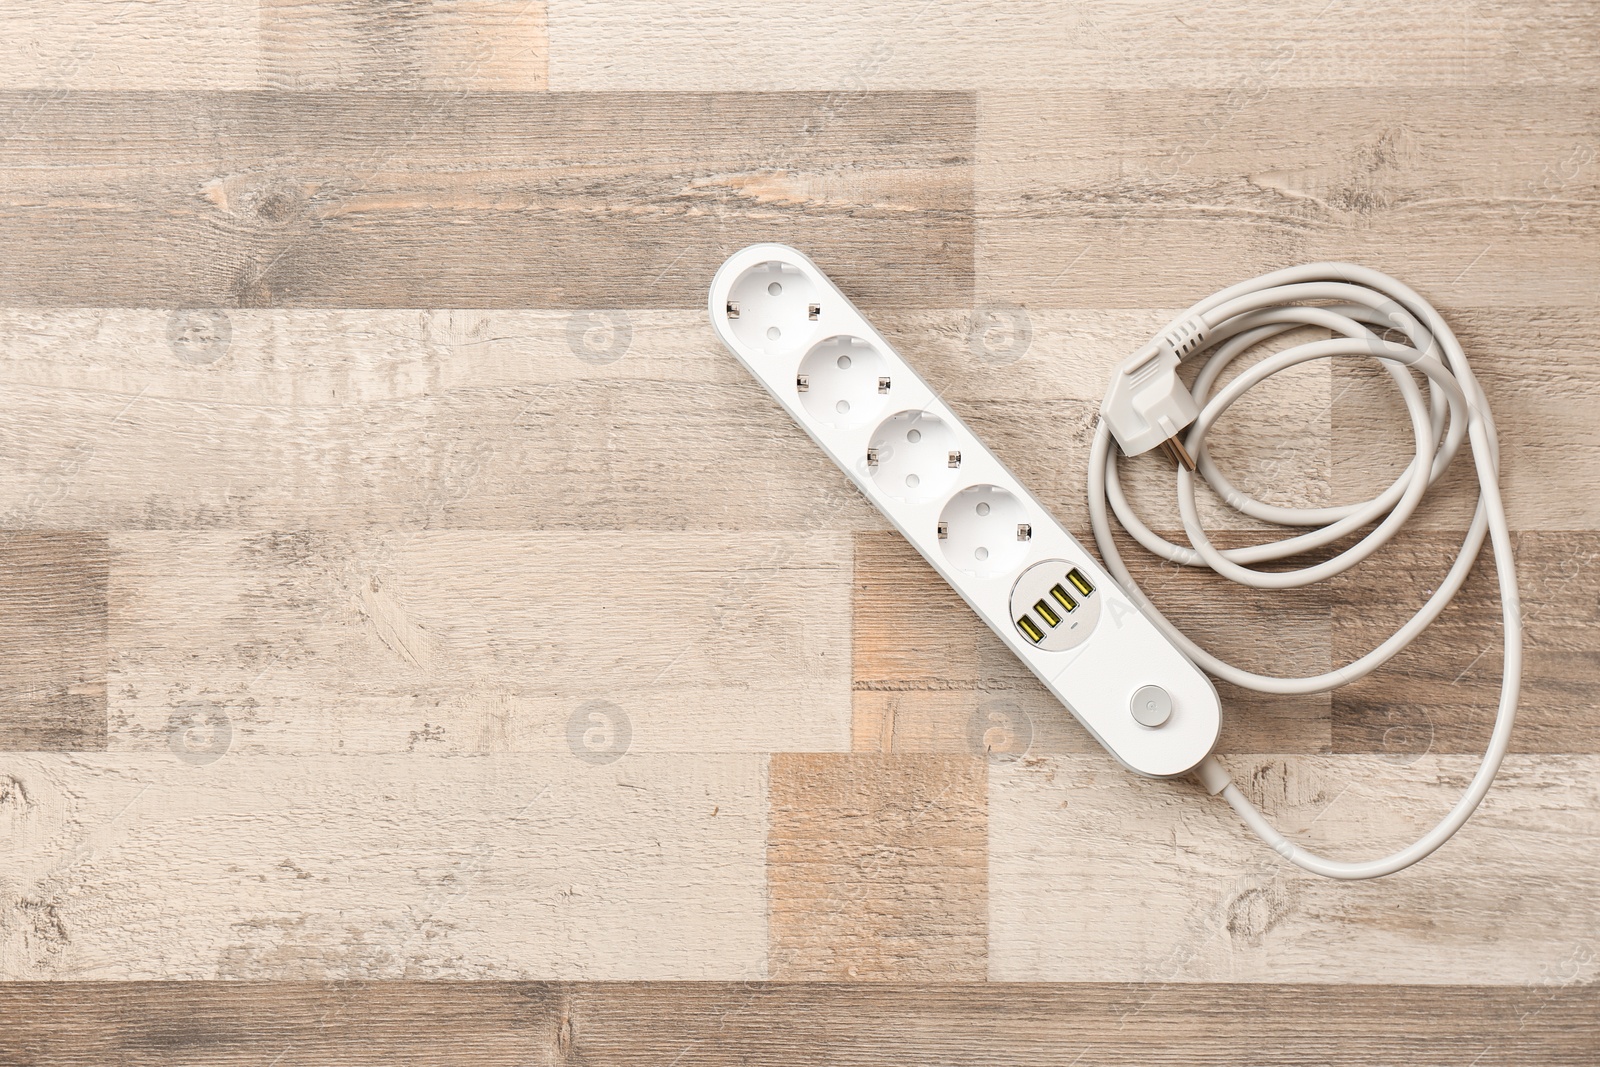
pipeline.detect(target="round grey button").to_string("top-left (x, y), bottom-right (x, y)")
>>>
top-left (1131, 685), bottom-right (1172, 728)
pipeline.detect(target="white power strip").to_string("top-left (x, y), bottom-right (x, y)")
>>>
top-left (709, 245), bottom-right (1522, 881)
top-left (708, 243), bottom-right (1221, 778)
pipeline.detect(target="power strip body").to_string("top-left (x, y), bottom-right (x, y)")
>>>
top-left (709, 244), bottom-right (1220, 777)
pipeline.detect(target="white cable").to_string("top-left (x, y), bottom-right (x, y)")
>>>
top-left (1090, 263), bottom-right (1521, 880)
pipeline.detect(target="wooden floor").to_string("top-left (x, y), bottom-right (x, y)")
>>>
top-left (1, 2), bottom-right (1597, 1062)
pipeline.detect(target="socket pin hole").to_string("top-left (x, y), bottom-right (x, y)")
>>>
top-left (906, 474), bottom-right (920, 488)
top-left (767, 326), bottom-right (781, 340)
top-left (906, 429), bottom-right (921, 443)
top-left (977, 502), bottom-right (991, 516)
top-left (836, 400), bottom-right (850, 414)
top-left (768, 282), bottom-right (783, 296)
top-left (837, 355), bottom-right (852, 369)
top-left (975, 547), bottom-right (990, 561)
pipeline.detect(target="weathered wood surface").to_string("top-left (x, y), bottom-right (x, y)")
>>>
top-left (0, 92), bottom-right (974, 309)
top-left (1, 981), bottom-right (1598, 1066)
top-left (0, 752), bottom-right (769, 980)
top-left (990, 754), bottom-right (1600, 984)
top-left (1, 1), bottom-right (1597, 1061)
top-left (105, 531), bottom-right (852, 756)
top-left (0, 534), bottom-right (107, 750)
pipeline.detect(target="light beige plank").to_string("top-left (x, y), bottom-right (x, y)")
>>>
top-left (767, 753), bottom-right (986, 979)
top-left (5, 306), bottom-right (1328, 533)
top-left (979, 89), bottom-right (1600, 309)
top-left (0, 308), bottom-right (885, 530)
top-left (261, 0), bottom-right (548, 90)
top-left (547, 1), bottom-right (1600, 90)
top-left (0, 0), bottom-right (256, 90)
top-left (0, 752), bottom-right (767, 979)
top-left (989, 753), bottom-right (1600, 983)
top-left (108, 531), bottom-right (851, 755)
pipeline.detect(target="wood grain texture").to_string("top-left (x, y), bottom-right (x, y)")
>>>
top-left (0, 2), bottom-right (1596, 1056)
top-left (0, 533), bottom-right (107, 750)
top-left (990, 753), bottom-right (1600, 984)
top-left (547, 0), bottom-right (1600, 90)
top-left (0, 1), bottom-right (257, 90)
top-left (1333, 310), bottom-right (1600, 529)
top-left (978, 89), bottom-right (1600, 309)
top-left (767, 753), bottom-right (986, 979)
top-left (261, 0), bottom-right (548, 90)
top-left (1333, 530), bottom-right (1600, 754)
top-left (0, 753), bottom-right (767, 979)
top-left (0, 306), bottom-right (1330, 532)
top-left (0, 307), bottom-right (890, 530)
top-left (106, 530), bottom-right (851, 755)
top-left (1, 981), bottom-right (1597, 1066)
top-left (0, 91), bottom-right (973, 309)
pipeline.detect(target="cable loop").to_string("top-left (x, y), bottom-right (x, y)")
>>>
top-left (1088, 263), bottom-right (1520, 878)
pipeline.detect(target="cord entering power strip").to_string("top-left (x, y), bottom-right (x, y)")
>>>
top-left (708, 246), bottom-right (1520, 880)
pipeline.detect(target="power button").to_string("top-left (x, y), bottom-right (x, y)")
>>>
top-left (1131, 685), bottom-right (1172, 728)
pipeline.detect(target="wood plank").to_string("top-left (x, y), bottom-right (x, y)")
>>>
top-left (0, 308), bottom-right (890, 530)
top-left (767, 753), bottom-right (986, 979)
top-left (1, 981), bottom-right (1597, 1066)
top-left (852, 530), bottom-right (1331, 757)
top-left (0, 0), bottom-right (256, 90)
top-left (261, 0), bottom-right (548, 90)
top-left (0, 532), bottom-right (107, 750)
top-left (107, 531), bottom-right (851, 755)
top-left (978, 89), bottom-right (1600, 309)
top-left (989, 753), bottom-right (1600, 984)
top-left (1333, 530), bottom-right (1600, 754)
top-left (0, 753), bottom-right (767, 979)
top-left (0, 306), bottom-right (1331, 532)
top-left (0, 91), bottom-right (973, 309)
top-left (547, 0), bottom-right (1600, 90)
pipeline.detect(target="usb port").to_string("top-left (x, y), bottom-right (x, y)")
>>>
top-left (1067, 568), bottom-right (1094, 597)
top-left (1033, 599), bottom-right (1061, 627)
top-left (1049, 584), bottom-right (1078, 613)
top-left (1017, 615), bottom-right (1045, 643)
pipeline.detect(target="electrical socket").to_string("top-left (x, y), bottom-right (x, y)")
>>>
top-left (709, 244), bottom-right (1220, 777)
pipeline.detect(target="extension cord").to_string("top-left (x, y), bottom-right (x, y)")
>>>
top-left (708, 248), bottom-right (1519, 880)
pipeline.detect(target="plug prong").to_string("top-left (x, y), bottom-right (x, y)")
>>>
top-left (1159, 435), bottom-right (1197, 471)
